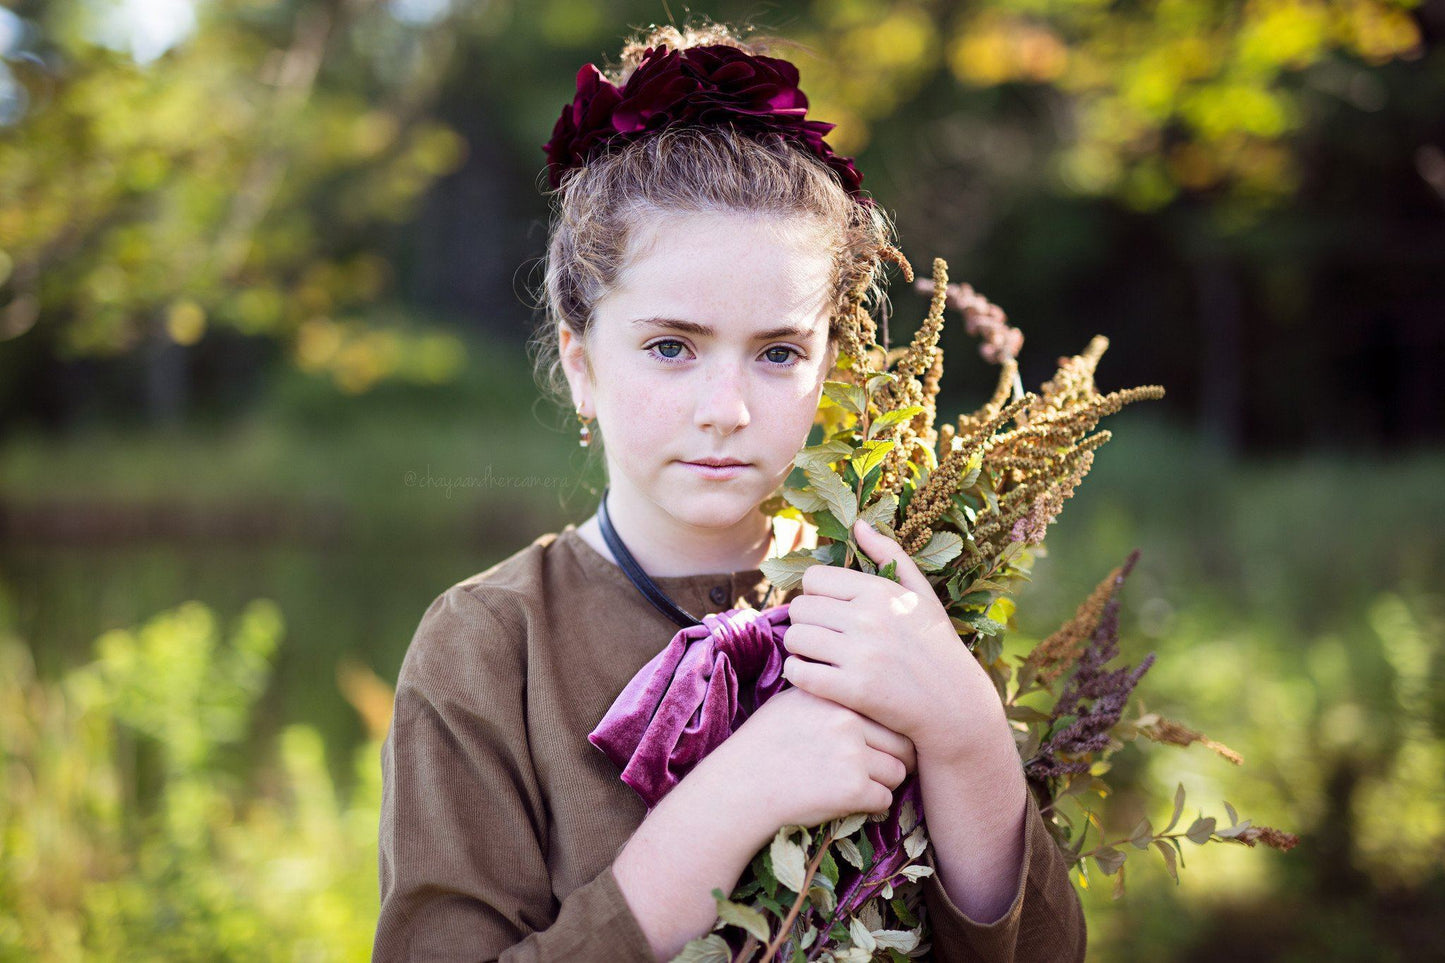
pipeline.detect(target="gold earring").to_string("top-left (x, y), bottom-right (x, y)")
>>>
top-left (576, 408), bottom-right (593, 447)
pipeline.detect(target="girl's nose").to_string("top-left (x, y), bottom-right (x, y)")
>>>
top-left (694, 364), bottom-right (751, 434)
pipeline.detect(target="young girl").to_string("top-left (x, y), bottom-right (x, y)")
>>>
top-left (374, 21), bottom-right (1085, 963)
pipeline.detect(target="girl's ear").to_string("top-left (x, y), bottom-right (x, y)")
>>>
top-left (557, 321), bottom-right (593, 409)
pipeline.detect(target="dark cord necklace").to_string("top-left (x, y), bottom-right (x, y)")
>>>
top-left (596, 485), bottom-right (778, 628)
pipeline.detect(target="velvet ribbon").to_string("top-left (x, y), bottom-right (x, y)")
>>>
top-left (588, 601), bottom-right (929, 923)
top-left (588, 603), bottom-right (794, 809)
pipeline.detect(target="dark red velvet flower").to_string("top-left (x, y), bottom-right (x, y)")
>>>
top-left (542, 43), bottom-right (870, 206)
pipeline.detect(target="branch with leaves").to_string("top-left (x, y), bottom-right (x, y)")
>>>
top-left (673, 248), bottom-right (1295, 962)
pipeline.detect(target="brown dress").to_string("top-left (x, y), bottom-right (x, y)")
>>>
top-left (374, 524), bottom-right (1086, 962)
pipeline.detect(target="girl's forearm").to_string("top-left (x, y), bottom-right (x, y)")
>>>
top-left (917, 703), bottom-right (1030, 924)
top-left (612, 758), bottom-right (779, 962)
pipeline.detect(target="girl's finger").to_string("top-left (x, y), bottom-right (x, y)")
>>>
top-left (852, 519), bottom-right (933, 597)
top-left (784, 594), bottom-right (854, 633)
top-left (800, 561), bottom-right (872, 600)
top-left (781, 652), bottom-right (846, 700)
top-left (781, 623), bottom-right (845, 664)
top-left (861, 717), bottom-right (917, 772)
top-left (865, 746), bottom-right (909, 790)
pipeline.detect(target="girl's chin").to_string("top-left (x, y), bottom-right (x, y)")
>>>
top-left (650, 481), bottom-right (769, 523)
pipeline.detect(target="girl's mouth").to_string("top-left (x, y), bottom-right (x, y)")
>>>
top-left (680, 460), bottom-right (751, 479)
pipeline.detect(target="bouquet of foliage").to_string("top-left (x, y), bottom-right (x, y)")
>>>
top-left (601, 247), bottom-right (1298, 963)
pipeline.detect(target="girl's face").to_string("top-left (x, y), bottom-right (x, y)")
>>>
top-left (561, 210), bottom-right (838, 534)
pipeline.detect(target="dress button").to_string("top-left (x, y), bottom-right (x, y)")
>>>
top-left (709, 585), bottom-right (728, 606)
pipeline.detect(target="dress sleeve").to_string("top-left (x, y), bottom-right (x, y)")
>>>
top-left (918, 788), bottom-right (1087, 963)
top-left (373, 586), bottom-right (657, 963)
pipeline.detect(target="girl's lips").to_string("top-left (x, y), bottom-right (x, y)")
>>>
top-left (680, 460), bottom-right (750, 478)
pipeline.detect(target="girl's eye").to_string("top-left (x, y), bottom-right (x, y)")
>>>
top-left (647, 341), bottom-right (690, 364)
top-left (644, 339), bottom-right (804, 367)
top-left (648, 339), bottom-right (688, 362)
top-left (762, 346), bottom-right (801, 366)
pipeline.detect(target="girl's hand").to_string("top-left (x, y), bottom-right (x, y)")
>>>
top-left (780, 518), bottom-right (1006, 762)
top-left (706, 684), bottom-right (916, 834)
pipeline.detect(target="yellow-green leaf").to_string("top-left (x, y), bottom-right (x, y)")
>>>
top-left (823, 381), bottom-right (866, 415)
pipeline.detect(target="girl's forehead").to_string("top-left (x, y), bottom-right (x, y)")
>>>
top-left (608, 211), bottom-right (834, 313)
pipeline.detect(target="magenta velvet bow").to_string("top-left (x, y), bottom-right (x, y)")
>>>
top-left (588, 603), bottom-right (795, 809)
top-left (589, 600), bottom-right (931, 943)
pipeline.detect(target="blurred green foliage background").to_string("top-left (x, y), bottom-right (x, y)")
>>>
top-left (2, 0), bottom-right (1442, 959)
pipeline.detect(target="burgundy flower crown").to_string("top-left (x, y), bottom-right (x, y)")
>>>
top-left (541, 43), bottom-right (873, 207)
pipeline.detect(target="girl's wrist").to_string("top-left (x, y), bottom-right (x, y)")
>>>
top-left (915, 679), bottom-right (1013, 767)
top-left (687, 743), bottom-right (787, 849)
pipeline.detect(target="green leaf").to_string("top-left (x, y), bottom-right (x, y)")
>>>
top-left (801, 461), bottom-right (858, 529)
top-left (806, 880), bottom-right (837, 916)
top-left (782, 485), bottom-right (828, 513)
top-left (866, 372), bottom-right (897, 393)
top-left (877, 559), bottom-right (899, 583)
top-left (1185, 816), bottom-right (1217, 845)
top-left (1093, 846), bottom-right (1126, 875)
top-left (1215, 818), bottom-right (1252, 840)
top-left (757, 847), bottom-right (779, 899)
top-left (868, 405), bottom-right (925, 439)
top-left (859, 463), bottom-right (883, 504)
top-left (1153, 839), bottom-right (1179, 883)
top-left (952, 611), bottom-right (1006, 637)
top-left (1129, 818), bottom-right (1153, 850)
top-left (957, 451), bottom-right (983, 489)
top-left (759, 551), bottom-right (821, 591)
top-left (986, 596), bottom-right (1016, 627)
top-left (671, 934), bottom-right (732, 962)
top-left (911, 531), bottom-right (964, 573)
top-left (860, 491), bottom-right (898, 533)
top-left (818, 848), bottom-right (840, 886)
top-left (812, 508), bottom-right (852, 543)
top-left (1005, 704), bottom-right (1051, 723)
top-left (1164, 783), bottom-right (1186, 834)
top-left (754, 892), bottom-right (788, 917)
top-left (714, 897), bottom-right (772, 944)
top-left (796, 439), bottom-right (855, 469)
top-left (852, 439), bottom-right (894, 480)
top-left (812, 541), bottom-right (848, 566)
top-left (890, 896), bottom-right (918, 927)
top-left (981, 484), bottom-right (1000, 517)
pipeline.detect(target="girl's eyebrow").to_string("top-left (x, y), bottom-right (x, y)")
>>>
top-left (630, 316), bottom-right (815, 341)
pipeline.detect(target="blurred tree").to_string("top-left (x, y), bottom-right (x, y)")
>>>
top-left (783, 0), bottom-right (1437, 453)
top-left (2, 0), bottom-right (1440, 444)
top-left (0, 0), bottom-right (470, 419)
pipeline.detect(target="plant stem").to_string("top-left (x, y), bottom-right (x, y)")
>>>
top-left (758, 829), bottom-right (837, 963)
